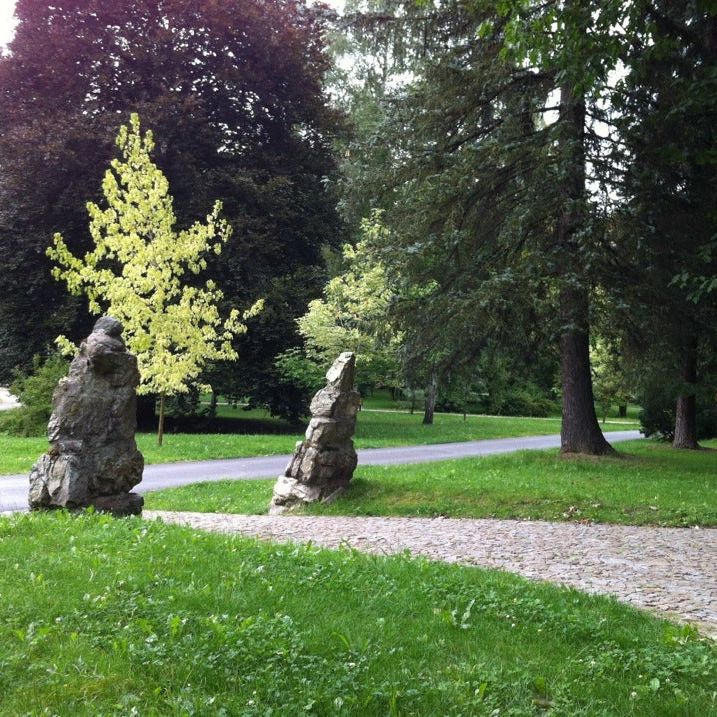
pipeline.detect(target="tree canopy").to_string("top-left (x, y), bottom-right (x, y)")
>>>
top-left (49, 114), bottom-right (262, 443)
top-left (0, 0), bottom-right (341, 419)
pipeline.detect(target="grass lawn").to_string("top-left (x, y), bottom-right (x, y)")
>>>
top-left (146, 440), bottom-right (717, 527)
top-left (0, 408), bottom-right (638, 476)
top-left (0, 511), bottom-right (714, 715)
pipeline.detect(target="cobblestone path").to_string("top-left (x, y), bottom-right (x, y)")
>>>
top-left (145, 511), bottom-right (716, 637)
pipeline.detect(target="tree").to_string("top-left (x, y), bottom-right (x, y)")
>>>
top-left (297, 211), bottom-right (401, 389)
top-left (48, 114), bottom-right (261, 445)
top-left (609, 0), bottom-right (717, 448)
top-left (342, 0), bottom-right (625, 452)
top-left (0, 0), bottom-right (341, 419)
top-left (591, 339), bottom-right (632, 423)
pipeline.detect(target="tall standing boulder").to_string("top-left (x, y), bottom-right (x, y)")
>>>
top-left (28, 317), bottom-right (144, 515)
top-left (269, 352), bottom-right (360, 514)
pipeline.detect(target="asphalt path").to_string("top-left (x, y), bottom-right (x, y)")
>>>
top-left (0, 430), bottom-right (642, 512)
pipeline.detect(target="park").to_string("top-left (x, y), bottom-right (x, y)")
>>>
top-left (0, 0), bottom-right (716, 715)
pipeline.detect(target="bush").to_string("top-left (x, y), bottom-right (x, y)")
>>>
top-left (0, 353), bottom-right (69, 436)
top-left (639, 389), bottom-right (717, 441)
top-left (478, 381), bottom-right (558, 417)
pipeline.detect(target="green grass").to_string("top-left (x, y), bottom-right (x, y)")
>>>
top-left (146, 440), bottom-right (717, 527)
top-left (0, 511), bottom-right (714, 715)
top-left (0, 408), bottom-right (638, 476)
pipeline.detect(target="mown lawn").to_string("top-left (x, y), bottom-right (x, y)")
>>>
top-left (0, 511), bottom-right (714, 716)
top-left (146, 440), bottom-right (717, 527)
top-left (0, 409), bottom-right (638, 475)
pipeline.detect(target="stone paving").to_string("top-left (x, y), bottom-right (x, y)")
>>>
top-left (146, 510), bottom-right (717, 638)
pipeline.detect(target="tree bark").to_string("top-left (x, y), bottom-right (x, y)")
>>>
top-left (157, 394), bottom-right (166, 447)
top-left (557, 79), bottom-right (613, 455)
top-left (673, 333), bottom-right (700, 449)
top-left (559, 288), bottom-right (614, 455)
top-left (423, 374), bottom-right (437, 425)
top-left (618, 404), bottom-right (627, 418)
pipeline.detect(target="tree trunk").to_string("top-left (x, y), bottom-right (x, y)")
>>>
top-left (422, 375), bottom-right (437, 425)
top-left (673, 333), bottom-right (700, 449)
top-left (410, 389), bottom-right (416, 414)
top-left (618, 404), bottom-right (627, 418)
top-left (157, 394), bottom-right (166, 447)
top-left (559, 304), bottom-right (614, 454)
top-left (557, 80), bottom-right (613, 456)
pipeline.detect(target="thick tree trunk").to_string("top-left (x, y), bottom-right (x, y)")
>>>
top-left (559, 289), bottom-right (614, 455)
top-left (673, 334), bottom-right (700, 449)
top-left (618, 404), bottom-right (627, 418)
top-left (557, 80), bottom-right (613, 455)
top-left (410, 389), bottom-right (416, 414)
top-left (423, 375), bottom-right (437, 425)
top-left (157, 394), bottom-right (166, 447)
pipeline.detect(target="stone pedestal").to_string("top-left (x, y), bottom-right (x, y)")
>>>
top-left (28, 317), bottom-right (144, 515)
top-left (269, 352), bottom-right (360, 514)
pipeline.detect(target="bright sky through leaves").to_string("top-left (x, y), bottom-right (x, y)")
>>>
top-left (0, 0), bottom-right (17, 48)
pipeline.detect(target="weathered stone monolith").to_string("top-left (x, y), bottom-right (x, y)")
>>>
top-left (28, 317), bottom-right (144, 515)
top-left (269, 352), bottom-right (360, 514)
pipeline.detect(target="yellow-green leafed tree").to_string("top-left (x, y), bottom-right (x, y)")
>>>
top-left (48, 113), bottom-right (262, 445)
top-left (297, 211), bottom-right (401, 388)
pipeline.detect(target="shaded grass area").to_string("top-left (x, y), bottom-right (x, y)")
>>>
top-left (0, 409), bottom-right (637, 475)
top-left (0, 511), bottom-right (714, 716)
top-left (146, 440), bottom-right (717, 527)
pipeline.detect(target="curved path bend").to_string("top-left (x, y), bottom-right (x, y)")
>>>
top-left (146, 510), bottom-right (717, 638)
top-left (0, 430), bottom-right (641, 512)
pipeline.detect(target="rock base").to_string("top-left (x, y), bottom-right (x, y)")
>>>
top-left (29, 492), bottom-right (144, 517)
top-left (88, 492), bottom-right (144, 517)
top-left (269, 476), bottom-right (349, 515)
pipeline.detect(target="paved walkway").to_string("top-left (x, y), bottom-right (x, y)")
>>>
top-left (146, 510), bottom-right (717, 638)
top-left (0, 430), bottom-right (642, 511)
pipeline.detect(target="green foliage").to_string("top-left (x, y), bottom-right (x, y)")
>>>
top-left (639, 385), bottom-right (717, 443)
top-left (607, 1), bottom-right (717, 442)
top-left (338, 0), bottom-right (623, 451)
top-left (0, 354), bottom-right (69, 437)
top-left (591, 339), bottom-right (633, 422)
top-left (48, 114), bottom-right (261, 400)
top-left (147, 440), bottom-right (717, 528)
top-left (297, 212), bottom-right (402, 388)
top-left (0, 512), bottom-right (715, 715)
top-left (274, 347), bottom-right (326, 397)
top-left (488, 381), bottom-right (558, 418)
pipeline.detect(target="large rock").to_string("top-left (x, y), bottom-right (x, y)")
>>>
top-left (269, 352), bottom-right (360, 514)
top-left (28, 317), bottom-right (144, 516)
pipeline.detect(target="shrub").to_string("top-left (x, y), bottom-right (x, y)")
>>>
top-left (0, 353), bottom-right (69, 436)
top-left (639, 388), bottom-right (717, 441)
top-left (477, 381), bottom-right (558, 417)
